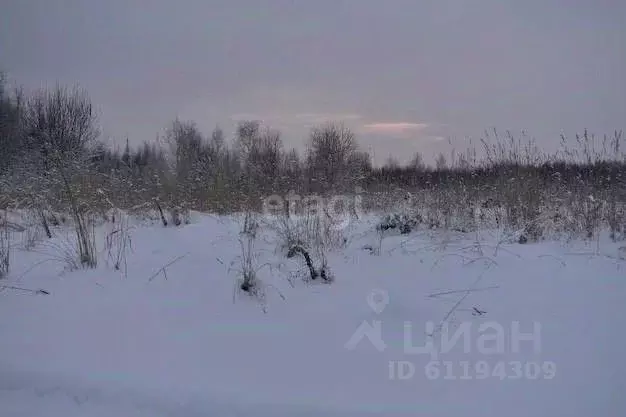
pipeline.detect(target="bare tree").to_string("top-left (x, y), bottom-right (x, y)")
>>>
top-left (384, 156), bottom-right (400, 169)
top-left (23, 86), bottom-right (97, 163)
top-left (210, 125), bottom-right (225, 155)
top-left (162, 119), bottom-right (205, 217)
top-left (306, 122), bottom-right (358, 192)
top-left (234, 120), bottom-right (284, 203)
top-left (409, 151), bottom-right (425, 171)
top-left (435, 153), bottom-right (447, 170)
top-left (0, 74), bottom-right (24, 176)
top-left (165, 120), bottom-right (203, 175)
top-left (252, 126), bottom-right (283, 185)
top-left (21, 85), bottom-right (99, 266)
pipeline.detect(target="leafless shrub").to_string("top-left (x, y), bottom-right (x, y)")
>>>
top-left (169, 206), bottom-right (185, 227)
top-left (104, 209), bottom-right (133, 276)
top-left (607, 199), bottom-right (626, 241)
top-left (268, 211), bottom-right (319, 256)
top-left (232, 211), bottom-right (263, 295)
top-left (73, 210), bottom-right (97, 268)
top-left (20, 210), bottom-right (45, 250)
top-left (275, 211), bottom-right (335, 284)
top-left (36, 234), bottom-right (84, 272)
top-left (241, 210), bottom-right (259, 239)
top-left (38, 209), bottom-right (53, 239)
top-left (19, 86), bottom-right (99, 268)
top-left (26, 209), bottom-right (97, 272)
top-left (287, 244), bottom-right (332, 283)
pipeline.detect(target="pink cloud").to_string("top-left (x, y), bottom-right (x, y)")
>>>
top-left (361, 122), bottom-right (430, 138)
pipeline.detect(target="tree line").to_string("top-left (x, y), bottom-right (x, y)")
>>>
top-left (1, 77), bottom-right (625, 238)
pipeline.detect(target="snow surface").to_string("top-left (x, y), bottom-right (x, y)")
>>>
top-left (1, 214), bottom-right (625, 416)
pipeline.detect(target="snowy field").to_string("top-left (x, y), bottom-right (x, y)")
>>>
top-left (1, 212), bottom-right (625, 416)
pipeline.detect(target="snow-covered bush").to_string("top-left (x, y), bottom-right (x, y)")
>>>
top-left (376, 213), bottom-right (419, 235)
top-left (169, 205), bottom-right (191, 227)
top-left (269, 210), bottom-right (343, 256)
top-left (267, 208), bottom-right (339, 283)
top-left (287, 244), bottom-right (333, 283)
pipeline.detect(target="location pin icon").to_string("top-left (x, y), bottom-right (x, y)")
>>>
top-left (367, 289), bottom-right (389, 314)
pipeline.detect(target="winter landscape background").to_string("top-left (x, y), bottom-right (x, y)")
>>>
top-left (2, 1), bottom-right (626, 415)
top-left (1, 77), bottom-right (625, 416)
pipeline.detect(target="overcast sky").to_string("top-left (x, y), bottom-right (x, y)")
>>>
top-left (2, 0), bottom-right (625, 164)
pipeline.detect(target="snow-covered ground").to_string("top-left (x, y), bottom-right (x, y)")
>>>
top-left (1, 213), bottom-right (625, 416)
